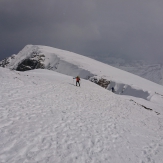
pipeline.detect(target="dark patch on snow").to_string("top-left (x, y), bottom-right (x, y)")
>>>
top-left (155, 92), bottom-right (163, 97)
top-left (89, 77), bottom-right (110, 89)
top-left (130, 99), bottom-right (160, 115)
top-left (97, 78), bottom-right (110, 89)
top-left (16, 59), bottom-right (44, 71)
top-left (141, 105), bottom-right (152, 111)
top-left (0, 58), bottom-right (10, 67)
top-left (155, 111), bottom-right (160, 115)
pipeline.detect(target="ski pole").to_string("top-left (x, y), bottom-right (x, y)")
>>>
top-left (73, 77), bottom-right (74, 85)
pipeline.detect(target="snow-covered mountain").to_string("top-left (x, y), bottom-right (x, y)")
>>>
top-left (93, 56), bottom-right (163, 86)
top-left (0, 45), bottom-right (163, 162)
top-left (1, 45), bottom-right (163, 104)
top-left (1, 45), bottom-right (163, 87)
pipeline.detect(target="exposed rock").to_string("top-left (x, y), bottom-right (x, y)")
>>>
top-left (0, 54), bottom-right (16, 67)
top-left (89, 77), bottom-right (110, 89)
top-left (0, 58), bottom-right (10, 67)
top-left (98, 78), bottom-right (110, 88)
top-left (16, 59), bottom-right (44, 71)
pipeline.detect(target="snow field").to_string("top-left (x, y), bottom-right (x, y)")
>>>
top-left (0, 68), bottom-right (163, 163)
top-left (2, 45), bottom-right (163, 108)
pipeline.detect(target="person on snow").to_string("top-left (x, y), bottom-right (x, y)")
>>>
top-left (111, 87), bottom-right (115, 92)
top-left (74, 76), bottom-right (80, 86)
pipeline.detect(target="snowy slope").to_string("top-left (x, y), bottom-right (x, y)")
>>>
top-left (1, 45), bottom-right (163, 106)
top-left (95, 56), bottom-right (163, 86)
top-left (0, 67), bottom-right (163, 163)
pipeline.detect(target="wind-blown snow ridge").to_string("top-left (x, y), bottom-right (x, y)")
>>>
top-left (1, 45), bottom-right (163, 105)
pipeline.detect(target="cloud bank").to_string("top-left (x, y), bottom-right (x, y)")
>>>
top-left (0, 0), bottom-right (163, 62)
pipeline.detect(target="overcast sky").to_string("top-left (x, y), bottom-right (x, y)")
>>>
top-left (0, 0), bottom-right (163, 62)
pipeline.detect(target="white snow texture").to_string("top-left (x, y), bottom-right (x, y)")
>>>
top-left (0, 45), bottom-right (163, 163)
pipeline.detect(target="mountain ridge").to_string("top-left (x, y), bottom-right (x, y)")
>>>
top-left (1, 45), bottom-right (163, 105)
top-left (92, 56), bottom-right (163, 86)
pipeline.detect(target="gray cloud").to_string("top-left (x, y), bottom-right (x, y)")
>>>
top-left (0, 0), bottom-right (163, 63)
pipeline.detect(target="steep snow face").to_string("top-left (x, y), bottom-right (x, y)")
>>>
top-left (97, 57), bottom-right (163, 86)
top-left (0, 67), bottom-right (163, 163)
top-left (1, 45), bottom-right (163, 104)
top-left (0, 45), bottom-right (94, 79)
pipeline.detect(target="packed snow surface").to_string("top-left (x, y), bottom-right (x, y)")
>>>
top-left (0, 67), bottom-right (163, 163)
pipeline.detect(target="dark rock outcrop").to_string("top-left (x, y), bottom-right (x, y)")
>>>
top-left (16, 59), bottom-right (44, 71)
top-left (98, 78), bottom-right (110, 88)
top-left (0, 54), bottom-right (16, 67)
top-left (89, 77), bottom-right (110, 89)
top-left (0, 58), bottom-right (10, 67)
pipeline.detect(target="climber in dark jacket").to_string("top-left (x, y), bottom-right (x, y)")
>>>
top-left (111, 87), bottom-right (115, 92)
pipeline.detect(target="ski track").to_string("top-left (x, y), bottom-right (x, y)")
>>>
top-left (0, 71), bottom-right (163, 163)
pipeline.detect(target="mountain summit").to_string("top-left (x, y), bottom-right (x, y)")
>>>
top-left (0, 45), bottom-right (163, 162)
top-left (1, 45), bottom-right (163, 105)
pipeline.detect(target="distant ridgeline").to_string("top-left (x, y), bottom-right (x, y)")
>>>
top-left (1, 46), bottom-right (163, 86)
top-left (97, 57), bottom-right (163, 86)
